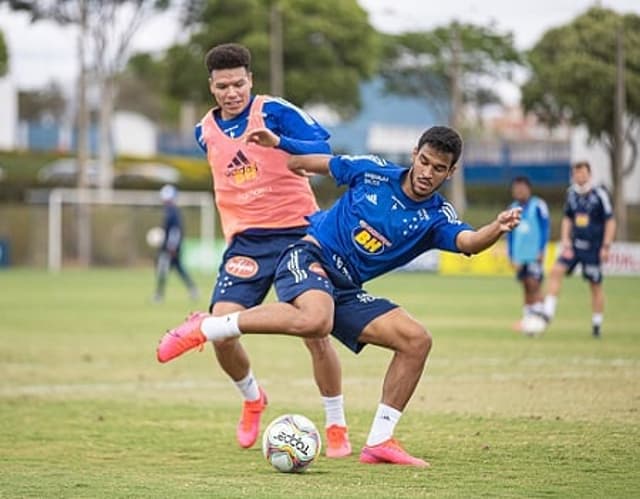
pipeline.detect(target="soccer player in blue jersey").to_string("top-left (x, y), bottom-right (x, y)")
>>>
top-left (153, 184), bottom-right (199, 303)
top-left (188, 43), bottom-right (351, 456)
top-left (157, 126), bottom-right (522, 466)
top-left (543, 161), bottom-right (616, 337)
top-left (506, 176), bottom-right (550, 331)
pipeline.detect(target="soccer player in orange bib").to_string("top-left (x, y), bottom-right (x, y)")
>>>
top-left (174, 43), bottom-right (351, 457)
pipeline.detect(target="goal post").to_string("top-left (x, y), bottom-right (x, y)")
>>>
top-left (47, 188), bottom-right (216, 272)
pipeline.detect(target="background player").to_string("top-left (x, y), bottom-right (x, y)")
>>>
top-left (192, 43), bottom-right (350, 457)
top-left (157, 126), bottom-right (522, 466)
top-left (543, 161), bottom-right (616, 337)
top-left (506, 176), bottom-right (550, 331)
top-left (153, 184), bottom-right (198, 303)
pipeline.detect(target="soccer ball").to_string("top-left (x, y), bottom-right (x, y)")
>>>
top-left (145, 226), bottom-right (165, 248)
top-left (521, 314), bottom-right (547, 336)
top-left (262, 414), bottom-right (321, 473)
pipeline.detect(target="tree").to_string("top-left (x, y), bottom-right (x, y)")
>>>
top-left (522, 7), bottom-right (640, 240)
top-left (2, 0), bottom-right (171, 189)
top-left (379, 22), bottom-right (522, 214)
top-left (161, 0), bottom-right (379, 118)
top-left (0, 30), bottom-right (7, 77)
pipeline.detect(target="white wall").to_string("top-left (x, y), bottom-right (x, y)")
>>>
top-left (0, 77), bottom-right (17, 150)
top-left (571, 123), bottom-right (640, 204)
top-left (112, 111), bottom-right (157, 157)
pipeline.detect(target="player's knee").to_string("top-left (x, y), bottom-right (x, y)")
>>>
top-left (401, 324), bottom-right (432, 360)
top-left (303, 336), bottom-right (333, 355)
top-left (290, 313), bottom-right (333, 338)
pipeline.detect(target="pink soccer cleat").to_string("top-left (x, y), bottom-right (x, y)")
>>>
top-left (156, 312), bottom-right (208, 363)
top-left (325, 424), bottom-right (352, 458)
top-left (237, 387), bottom-right (268, 448)
top-left (359, 438), bottom-right (430, 467)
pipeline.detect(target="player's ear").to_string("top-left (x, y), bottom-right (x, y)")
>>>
top-left (447, 164), bottom-right (457, 180)
top-left (411, 147), bottom-right (418, 163)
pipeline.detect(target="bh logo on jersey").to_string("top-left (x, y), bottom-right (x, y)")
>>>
top-left (352, 221), bottom-right (390, 255)
top-left (225, 256), bottom-right (259, 278)
top-left (226, 149), bottom-right (258, 185)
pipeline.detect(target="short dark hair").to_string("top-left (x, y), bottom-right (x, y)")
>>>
top-left (417, 126), bottom-right (463, 166)
top-left (205, 43), bottom-right (251, 75)
top-left (511, 176), bottom-right (531, 188)
top-left (573, 160), bottom-right (591, 173)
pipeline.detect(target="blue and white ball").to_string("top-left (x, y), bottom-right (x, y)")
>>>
top-left (262, 414), bottom-right (321, 473)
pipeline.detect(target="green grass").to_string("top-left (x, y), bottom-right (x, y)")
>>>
top-left (1, 269), bottom-right (639, 498)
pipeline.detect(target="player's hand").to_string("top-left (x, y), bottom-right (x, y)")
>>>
top-left (600, 246), bottom-right (610, 262)
top-left (497, 207), bottom-right (521, 232)
top-left (245, 128), bottom-right (280, 148)
top-left (561, 246), bottom-right (574, 260)
top-left (290, 167), bottom-right (314, 178)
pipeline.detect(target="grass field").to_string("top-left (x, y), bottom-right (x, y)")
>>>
top-left (1, 269), bottom-right (639, 498)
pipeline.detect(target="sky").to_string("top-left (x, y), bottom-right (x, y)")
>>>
top-left (1, 0), bottom-right (639, 93)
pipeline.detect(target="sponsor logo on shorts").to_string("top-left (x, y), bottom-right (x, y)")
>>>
top-left (225, 256), bottom-right (259, 278)
top-left (309, 262), bottom-right (327, 277)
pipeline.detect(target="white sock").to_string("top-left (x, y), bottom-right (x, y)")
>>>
top-left (543, 295), bottom-right (557, 319)
top-left (323, 395), bottom-right (346, 428)
top-left (233, 370), bottom-right (261, 402)
top-left (531, 301), bottom-right (545, 315)
top-left (592, 313), bottom-right (603, 327)
top-left (366, 403), bottom-right (402, 446)
top-left (201, 312), bottom-right (241, 341)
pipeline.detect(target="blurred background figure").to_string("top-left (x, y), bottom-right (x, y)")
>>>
top-left (543, 161), bottom-right (616, 337)
top-left (153, 184), bottom-right (198, 303)
top-left (507, 176), bottom-right (550, 334)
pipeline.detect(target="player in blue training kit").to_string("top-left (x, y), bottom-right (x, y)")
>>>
top-left (506, 176), bottom-right (550, 331)
top-left (543, 161), bottom-right (616, 337)
top-left (153, 184), bottom-right (198, 302)
top-left (157, 126), bottom-right (522, 466)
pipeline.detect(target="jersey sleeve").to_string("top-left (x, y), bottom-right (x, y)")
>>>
top-left (428, 202), bottom-right (474, 253)
top-left (328, 155), bottom-right (388, 187)
top-left (194, 122), bottom-right (207, 154)
top-left (595, 186), bottom-right (614, 219)
top-left (563, 190), bottom-right (574, 218)
top-left (263, 97), bottom-right (330, 154)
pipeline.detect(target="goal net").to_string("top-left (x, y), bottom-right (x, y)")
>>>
top-left (46, 188), bottom-right (217, 272)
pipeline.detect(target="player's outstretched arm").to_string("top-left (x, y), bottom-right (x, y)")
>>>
top-left (456, 207), bottom-right (522, 255)
top-left (287, 154), bottom-right (332, 177)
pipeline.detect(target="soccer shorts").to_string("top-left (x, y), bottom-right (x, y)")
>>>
top-left (516, 262), bottom-right (544, 282)
top-left (210, 227), bottom-right (308, 310)
top-left (273, 240), bottom-right (398, 354)
top-left (558, 249), bottom-right (603, 284)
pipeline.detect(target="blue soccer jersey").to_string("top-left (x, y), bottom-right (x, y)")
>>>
top-left (306, 155), bottom-right (473, 285)
top-left (194, 95), bottom-right (330, 155)
top-left (507, 196), bottom-right (550, 264)
top-left (565, 185), bottom-right (613, 252)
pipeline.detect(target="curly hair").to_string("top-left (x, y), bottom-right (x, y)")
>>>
top-left (204, 43), bottom-right (251, 74)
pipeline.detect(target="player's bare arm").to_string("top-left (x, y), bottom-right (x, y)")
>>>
top-left (456, 207), bottom-right (522, 254)
top-left (600, 217), bottom-right (617, 262)
top-left (560, 216), bottom-right (574, 259)
top-left (287, 154), bottom-right (332, 176)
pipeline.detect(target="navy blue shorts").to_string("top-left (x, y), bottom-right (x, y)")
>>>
top-left (516, 262), bottom-right (544, 282)
top-left (273, 240), bottom-right (398, 354)
top-left (210, 228), bottom-right (308, 310)
top-left (558, 250), bottom-right (602, 284)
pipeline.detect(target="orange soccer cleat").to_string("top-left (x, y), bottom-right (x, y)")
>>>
top-left (325, 424), bottom-right (352, 458)
top-left (237, 387), bottom-right (268, 448)
top-left (156, 312), bottom-right (208, 363)
top-left (359, 438), bottom-right (430, 467)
